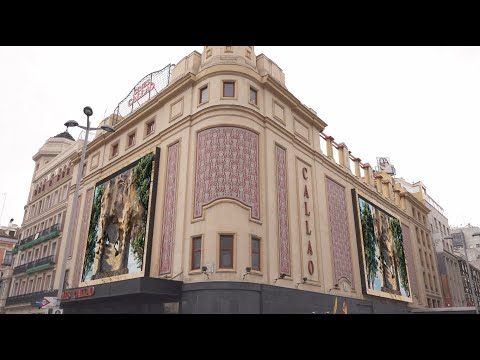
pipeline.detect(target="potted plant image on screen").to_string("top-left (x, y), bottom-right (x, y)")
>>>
top-left (358, 196), bottom-right (410, 300)
top-left (82, 153), bottom-right (154, 281)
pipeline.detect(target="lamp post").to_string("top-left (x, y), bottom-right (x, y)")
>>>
top-left (55, 106), bottom-right (115, 310)
top-left (446, 234), bottom-right (480, 314)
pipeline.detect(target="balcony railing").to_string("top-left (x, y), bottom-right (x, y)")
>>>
top-left (13, 255), bottom-right (56, 275)
top-left (18, 224), bottom-right (60, 251)
top-left (5, 290), bottom-right (57, 306)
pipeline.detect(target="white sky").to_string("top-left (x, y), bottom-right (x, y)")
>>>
top-left (0, 46), bottom-right (478, 229)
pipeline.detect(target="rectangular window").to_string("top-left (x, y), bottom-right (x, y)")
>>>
top-left (146, 120), bottom-right (155, 136)
top-left (111, 143), bottom-right (119, 158)
top-left (251, 236), bottom-right (261, 271)
top-left (199, 85), bottom-right (208, 104)
top-left (36, 277), bottom-right (43, 292)
top-left (223, 81), bottom-right (235, 97)
top-left (45, 275), bottom-right (51, 290)
top-left (219, 234), bottom-right (234, 269)
top-left (127, 132), bottom-right (136, 147)
top-left (82, 163), bottom-right (87, 177)
top-left (191, 236), bottom-right (202, 270)
top-left (249, 87), bottom-right (258, 105)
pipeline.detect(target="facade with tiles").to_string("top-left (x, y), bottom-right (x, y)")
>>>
top-left (3, 132), bottom-right (80, 314)
top-left (55, 46), bottom-right (436, 313)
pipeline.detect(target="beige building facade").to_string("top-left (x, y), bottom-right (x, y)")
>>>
top-left (3, 132), bottom-right (80, 314)
top-left (54, 46), bottom-right (436, 313)
top-left (0, 222), bottom-right (18, 313)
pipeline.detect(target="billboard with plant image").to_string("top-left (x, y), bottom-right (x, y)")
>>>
top-left (356, 195), bottom-right (412, 302)
top-left (82, 153), bottom-right (154, 282)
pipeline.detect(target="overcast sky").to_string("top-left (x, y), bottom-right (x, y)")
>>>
top-left (0, 46), bottom-right (478, 229)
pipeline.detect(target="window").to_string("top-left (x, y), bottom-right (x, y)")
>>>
top-left (36, 277), bottom-right (43, 291)
top-left (251, 236), bottom-right (261, 271)
top-left (199, 85), bottom-right (208, 104)
top-left (111, 143), bottom-right (119, 158)
top-left (63, 269), bottom-right (70, 290)
top-left (66, 167), bottom-right (70, 175)
top-left (127, 132), bottom-right (136, 148)
top-left (191, 236), bottom-right (202, 270)
top-left (222, 81), bottom-right (235, 97)
top-left (62, 185), bottom-right (68, 200)
top-left (219, 234), bottom-right (234, 269)
top-left (45, 275), bottom-right (51, 290)
top-left (34, 248), bottom-right (39, 260)
top-left (50, 242), bottom-right (56, 256)
top-left (249, 87), bottom-right (258, 105)
top-left (412, 208), bottom-right (415, 218)
top-left (28, 279), bottom-right (34, 293)
top-left (146, 120), bottom-right (155, 136)
top-left (82, 163), bottom-right (87, 177)
top-left (43, 244), bottom-right (48, 257)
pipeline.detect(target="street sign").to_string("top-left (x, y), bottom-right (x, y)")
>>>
top-left (42, 297), bottom-right (57, 309)
top-left (35, 297), bottom-right (57, 309)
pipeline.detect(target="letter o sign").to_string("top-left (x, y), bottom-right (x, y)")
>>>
top-left (308, 260), bottom-right (314, 275)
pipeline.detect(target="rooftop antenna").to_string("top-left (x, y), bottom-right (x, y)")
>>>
top-left (0, 193), bottom-right (6, 226)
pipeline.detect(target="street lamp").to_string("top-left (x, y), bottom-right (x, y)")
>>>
top-left (446, 235), bottom-right (480, 314)
top-left (55, 106), bottom-right (115, 310)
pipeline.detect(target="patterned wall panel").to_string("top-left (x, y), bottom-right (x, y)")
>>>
top-left (68, 194), bottom-right (82, 258)
top-left (276, 145), bottom-right (290, 275)
top-left (194, 127), bottom-right (259, 220)
top-left (72, 188), bottom-right (93, 287)
top-left (401, 224), bottom-right (418, 296)
top-left (326, 178), bottom-right (353, 284)
top-left (160, 142), bottom-right (180, 274)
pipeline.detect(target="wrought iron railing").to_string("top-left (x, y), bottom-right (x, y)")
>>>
top-left (13, 255), bottom-right (55, 275)
top-left (5, 290), bottom-right (57, 306)
top-left (17, 224), bottom-right (60, 252)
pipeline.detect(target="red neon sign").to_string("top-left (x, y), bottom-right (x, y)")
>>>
top-left (128, 79), bottom-right (155, 107)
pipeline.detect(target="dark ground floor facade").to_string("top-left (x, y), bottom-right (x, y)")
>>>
top-left (60, 278), bottom-right (415, 314)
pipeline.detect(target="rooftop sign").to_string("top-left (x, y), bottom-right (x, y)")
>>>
top-left (113, 64), bottom-right (174, 125)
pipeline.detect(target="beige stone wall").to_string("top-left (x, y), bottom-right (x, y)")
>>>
top-left (60, 46), bottom-right (430, 310)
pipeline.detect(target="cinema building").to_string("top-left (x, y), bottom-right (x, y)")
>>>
top-left (56, 46), bottom-right (435, 313)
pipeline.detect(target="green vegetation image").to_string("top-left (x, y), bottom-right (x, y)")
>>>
top-left (358, 196), bottom-right (411, 299)
top-left (359, 199), bottom-right (378, 290)
top-left (131, 152), bottom-right (154, 267)
top-left (82, 153), bottom-right (154, 281)
top-left (390, 217), bottom-right (410, 297)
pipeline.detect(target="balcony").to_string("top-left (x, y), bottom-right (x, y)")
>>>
top-left (18, 224), bottom-right (60, 251)
top-left (2, 255), bottom-right (12, 266)
top-left (5, 290), bottom-right (57, 306)
top-left (13, 255), bottom-right (56, 275)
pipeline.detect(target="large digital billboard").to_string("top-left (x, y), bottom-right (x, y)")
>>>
top-left (354, 193), bottom-right (412, 302)
top-left (82, 153), bottom-right (155, 282)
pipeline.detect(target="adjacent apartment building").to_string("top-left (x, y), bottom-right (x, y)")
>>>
top-left (396, 179), bottom-right (465, 307)
top-left (451, 225), bottom-right (480, 308)
top-left (3, 132), bottom-right (80, 314)
top-left (0, 221), bottom-right (18, 313)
